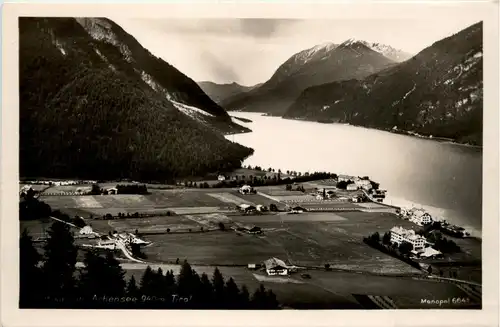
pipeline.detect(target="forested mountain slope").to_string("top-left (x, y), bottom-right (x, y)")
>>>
top-left (222, 41), bottom-right (395, 116)
top-left (20, 17), bottom-right (253, 181)
top-left (284, 22), bottom-right (483, 145)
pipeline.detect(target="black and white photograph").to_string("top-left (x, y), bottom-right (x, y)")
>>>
top-left (1, 1), bottom-right (499, 327)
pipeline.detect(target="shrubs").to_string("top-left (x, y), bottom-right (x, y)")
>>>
top-left (116, 184), bottom-right (149, 195)
top-left (363, 233), bottom-right (421, 270)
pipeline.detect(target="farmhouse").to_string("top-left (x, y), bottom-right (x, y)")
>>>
top-left (390, 226), bottom-right (426, 251)
top-left (408, 209), bottom-right (433, 226)
top-left (238, 203), bottom-right (256, 213)
top-left (264, 257), bottom-right (289, 276)
top-left (354, 178), bottom-right (372, 190)
top-left (79, 225), bottom-right (93, 235)
top-left (239, 185), bottom-right (256, 195)
top-left (218, 175), bottom-right (226, 181)
top-left (338, 175), bottom-right (355, 182)
top-left (346, 183), bottom-right (358, 191)
top-left (256, 204), bottom-right (268, 212)
top-left (106, 187), bottom-right (118, 195)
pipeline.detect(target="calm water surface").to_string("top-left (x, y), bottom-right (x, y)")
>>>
top-left (227, 112), bottom-right (482, 236)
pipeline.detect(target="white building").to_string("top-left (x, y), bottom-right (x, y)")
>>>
top-left (346, 183), bottom-right (358, 191)
top-left (79, 226), bottom-right (93, 235)
top-left (264, 257), bottom-right (289, 276)
top-left (218, 175), bottom-right (226, 181)
top-left (239, 185), bottom-right (255, 194)
top-left (411, 247), bottom-right (442, 258)
top-left (338, 175), bottom-right (355, 182)
top-left (354, 179), bottom-right (372, 191)
top-left (390, 226), bottom-right (426, 251)
top-left (409, 209), bottom-right (433, 226)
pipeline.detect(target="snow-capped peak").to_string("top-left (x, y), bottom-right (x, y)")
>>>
top-left (339, 38), bottom-right (412, 62)
top-left (341, 38), bottom-right (361, 47)
top-left (295, 42), bottom-right (338, 64)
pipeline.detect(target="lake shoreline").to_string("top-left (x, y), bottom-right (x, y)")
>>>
top-left (230, 111), bottom-right (482, 149)
top-left (225, 112), bottom-right (482, 234)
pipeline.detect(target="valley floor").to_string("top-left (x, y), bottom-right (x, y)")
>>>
top-left (21, 182), bottom-right (482, 309)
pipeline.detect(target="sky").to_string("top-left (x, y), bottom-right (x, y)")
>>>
top-left (111, 12), bottom-right (484, 86)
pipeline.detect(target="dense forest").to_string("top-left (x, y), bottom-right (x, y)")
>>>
top-left (19, 18), bottom-right (253, 181)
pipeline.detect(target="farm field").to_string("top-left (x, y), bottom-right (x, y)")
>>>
top-left (90, 213), bottom-right (235, 234)
top-left (136, 211), bottom-right (421, 274)
top-left (142, 231), bottom-right (288, 265)
top-left (120, 263), bottom-right (477, 309)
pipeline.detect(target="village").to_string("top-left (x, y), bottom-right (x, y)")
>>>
top-left (19, 170), bottom-right (482, 308)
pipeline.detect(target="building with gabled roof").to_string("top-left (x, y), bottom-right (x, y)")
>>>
top-left (263, 257), bottom-right (289, 276)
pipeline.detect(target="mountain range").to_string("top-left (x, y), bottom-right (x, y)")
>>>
top-left (221, 40), bottom-right (409, 116)
top-left (284, 22), bottom-right (483, 145)
top-left (19, 17), bottom-right (253, 181)
top-left (197, 81), bottom-right (261, 104)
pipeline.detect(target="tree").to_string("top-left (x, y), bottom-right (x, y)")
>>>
top-left (199, 273), bottom-right (213, 306)
top-left (382, 232), bottom-right (391, 245)
top-left (336, 180), bottom-right (349, 189)
top-left (269, 204), bottom-right (278, 212)
top-left (218, 222), bottom-right (225, 231)
top-left (177, 260), bottom-right (201, 304)
top-left (324, 263), bottom-right (331, 271)
top-left (398, 241), bottom-right (413, 255)
top-left (42, 221), bottom-right (78, 301)
top-left (126, 275), bottom-right (140, 298)
top-left (371, 232), bottom-right (380, 243)
top-left (90, 184), bottom-right (101, 195)
top-left (163, 270), bottom-right (177, 299)
top-left (212, 268), bottom-right (225, 306)
top-left (78, 250), bottom-right (126, 300)
top-left (140, 265), bottom-right (155, 296)
top-left (19, 229), bottom-right (42, 307)
top-left (224, 277), bottom-right (240, 308)
top-left (427, 265), bottom-right (433, 274)
top-left (251, 284), bottom-right (268, 308)
top-left (239, 285), bottom-right (250, 308)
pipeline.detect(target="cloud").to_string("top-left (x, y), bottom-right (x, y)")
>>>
top-left (201, 50), bottom-right (240, 83)
top-left (238, 19), bottom-right (300, 38)
top-left (134, 18), bottom-right (300, 39)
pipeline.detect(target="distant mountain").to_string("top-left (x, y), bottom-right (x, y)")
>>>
top-left (197, 81), bottom-right (261, 104)
top-left (20, 17), bottom-right (253, 181)
top-left (355, 39), bottom-right (413, 62)
top-left (284, 22), bottom-right (483, 145)
top-left (222, 40), bottom-right (395, 116)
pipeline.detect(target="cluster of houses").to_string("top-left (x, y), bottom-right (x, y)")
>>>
top-left (314, 188), bottom-right (367, 203)
top-left (400, 207), bottom-right (434, 226)
top-left (390, 226), bottom-right (443, 259)
top-left (337, 175), bottom-right (373, 191)
top-left (236, 203), bottom-right (268, 213)
top-left (82, 231), bottom-right (150, 250)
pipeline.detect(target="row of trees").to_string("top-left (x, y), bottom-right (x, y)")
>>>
top-left (416, 229), bottom-right (461, 254)
top-left (363, 232), bottom-right (422, 270)
top-left (210, 172), bottom-right (337, 189)
top-left (244, 165), bottom-right (331, 179)
top-left (20, 221), bottom-right (280, 309)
